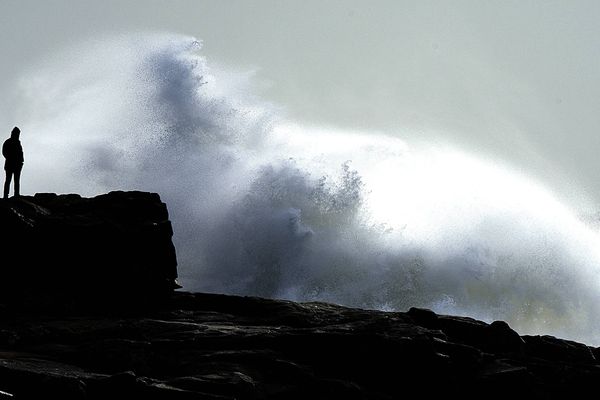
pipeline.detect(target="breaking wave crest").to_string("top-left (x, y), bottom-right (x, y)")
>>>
top-left (16, 33), bottom-right (600, 345)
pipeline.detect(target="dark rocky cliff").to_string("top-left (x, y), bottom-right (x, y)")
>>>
top-left (0, 192), bottom-right (598, 399)
top-left (0, 191), bottom-right (178, 308)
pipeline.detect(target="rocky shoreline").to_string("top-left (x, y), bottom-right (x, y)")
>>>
top-left (1, 291), bottom-right (599, 399)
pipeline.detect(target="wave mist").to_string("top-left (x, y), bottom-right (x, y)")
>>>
top-left (14, 33), bottom-right (600, 345)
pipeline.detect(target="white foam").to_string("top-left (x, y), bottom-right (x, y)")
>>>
top-left (15, 33), bottom-right (600, 345)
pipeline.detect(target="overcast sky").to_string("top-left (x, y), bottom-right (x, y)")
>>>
top-left (1, 0), bottom-right (600, 210)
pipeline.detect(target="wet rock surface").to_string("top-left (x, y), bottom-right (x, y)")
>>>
top-left (0, 294), bottom-right (599, 399)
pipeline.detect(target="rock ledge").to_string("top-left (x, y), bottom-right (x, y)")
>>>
top-left (0, 293), bottom-right (599, 399)
top-left (0, 191), bottom-right (178, 307)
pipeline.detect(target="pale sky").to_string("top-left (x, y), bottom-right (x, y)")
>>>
top-left (1, 0), bottom-right (600, 210)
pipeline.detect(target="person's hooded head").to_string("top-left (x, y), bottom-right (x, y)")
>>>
top-left (10, 126), bottom-right (20, 140)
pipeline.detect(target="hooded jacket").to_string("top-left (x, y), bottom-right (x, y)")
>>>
top-left (2, 137), bottom-right (24, 171)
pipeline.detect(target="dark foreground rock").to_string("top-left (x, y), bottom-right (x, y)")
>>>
top-left (0, 191), bottom-right (178, 308)
top-left (0, 292), bottom-right (599, 399)
top-left (1, 191), bottom-right (599, 398)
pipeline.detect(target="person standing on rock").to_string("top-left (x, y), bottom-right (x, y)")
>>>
top-left (3, 127), bottom-right (24, 199)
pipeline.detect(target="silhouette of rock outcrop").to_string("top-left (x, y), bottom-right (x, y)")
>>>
top-left (0, 192), bottom-right (599, 398)
top-left (0, 191), bottom-right (178, 308)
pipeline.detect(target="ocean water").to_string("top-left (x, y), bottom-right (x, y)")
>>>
top-left (15, 33), bottom-right (600, 345)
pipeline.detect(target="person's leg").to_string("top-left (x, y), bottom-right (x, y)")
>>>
top-left (3, 170), bottom-right (12, 199)
top-left (13, 168), bottom-right (21, 197)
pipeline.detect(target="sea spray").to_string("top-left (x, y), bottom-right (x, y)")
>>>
top-left (13, 33), bottom-right (600, 345)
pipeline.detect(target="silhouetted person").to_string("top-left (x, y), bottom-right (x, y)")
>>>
top-left (3, 127), bottom-right (24, 199)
